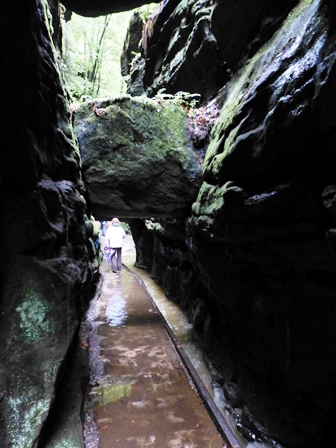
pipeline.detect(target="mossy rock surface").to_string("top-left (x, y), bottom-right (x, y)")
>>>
top-left (74, 96), bottom-right (202, 219)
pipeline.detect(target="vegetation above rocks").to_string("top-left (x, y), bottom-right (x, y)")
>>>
top-left (61, 3), bottom-right (158, 100)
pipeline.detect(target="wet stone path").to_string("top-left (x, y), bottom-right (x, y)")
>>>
top-left (84, 241), bottom-right (226, 448)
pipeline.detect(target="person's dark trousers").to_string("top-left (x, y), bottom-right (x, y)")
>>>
top-left (111, 247), bottom-right (122, 272)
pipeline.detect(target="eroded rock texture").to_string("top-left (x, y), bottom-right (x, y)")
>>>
top-left (2, 0), bottom-right (336, 446)
top-left (74, 96), bottom-right (203, 219)
top-left (125, 0), bottom-right (297, 101)
top-left (127, 0), bottom-right (336, 447)
top-left (0, 1), bottom-right (100, 446)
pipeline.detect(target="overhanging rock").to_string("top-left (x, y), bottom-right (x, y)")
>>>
top-left (74, 96), bottom-right (203, 220)
top-left (61, 0), bottom-right (159, 17)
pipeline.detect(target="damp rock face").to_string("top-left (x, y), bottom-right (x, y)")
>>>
top-left (0, 1), bottom-right (99, 446)
top-left (74, 96), bottom-right (203, 219)
top-left (2, 0), bottom-right (336, 447)
top-left (127, 0), bottom-right (297, 101)
top-left (131, 0), bottom-right (231, 100)
top-left (120, 11), bottom-right (144, 78)
top-left (130, 0), bottom-right (336, 447)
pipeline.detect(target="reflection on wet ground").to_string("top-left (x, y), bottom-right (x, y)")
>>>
top-left (122, 242), bottom-right (246, 448)
top-left (84, 237), bottom-right (227, 448)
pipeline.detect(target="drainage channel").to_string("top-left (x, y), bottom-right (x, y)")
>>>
top-left (84, 256), bottom-right (234, 447)
top-left (124, 264), bottom-right (242, 448)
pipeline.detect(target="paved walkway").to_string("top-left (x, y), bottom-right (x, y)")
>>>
top-left (84, 237), bottom-right (234, 448)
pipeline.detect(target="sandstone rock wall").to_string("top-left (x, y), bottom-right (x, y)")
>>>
top-left (126, 0), bottom-right (336, 446)
top-left (0, 1), bottom-right (100, 446)
top-left (2, 0), bottom-right (336, 447)
top-left (125, 0), bottom-right (298, 101)
top-left (73, 96), bottom-right (203, 220)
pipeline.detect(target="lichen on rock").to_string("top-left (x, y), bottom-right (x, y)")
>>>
top-left (15, 282), bottom-right (54, 345)
top-left (6, 396), bottom-right (50, 448)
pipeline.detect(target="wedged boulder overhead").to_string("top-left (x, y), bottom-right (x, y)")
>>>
top-left (74, 96), bottom-right (203, 219)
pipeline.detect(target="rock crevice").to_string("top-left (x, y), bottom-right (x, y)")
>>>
top-left (2, 0), bottom-right (336, 447)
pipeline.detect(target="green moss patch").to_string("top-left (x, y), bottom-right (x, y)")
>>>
top-left (90, 382), bottom-right (132, 407)
top-left (75, 95), bottom-right (197, 177)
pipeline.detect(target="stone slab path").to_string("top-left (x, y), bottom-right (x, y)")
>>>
top-left (84, 237), bottom-right (229, 448)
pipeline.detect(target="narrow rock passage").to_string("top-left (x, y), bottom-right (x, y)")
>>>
top-left (84, 238), bottom-right (226, 448)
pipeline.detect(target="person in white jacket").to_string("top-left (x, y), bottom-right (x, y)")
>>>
top-left (105, 217), bottom-right (126, 273)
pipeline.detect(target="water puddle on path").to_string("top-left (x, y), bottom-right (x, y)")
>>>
top-left (84, 238), bottom-right (228, 448)
top-left (122, 240), bottom-right (247, 448)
